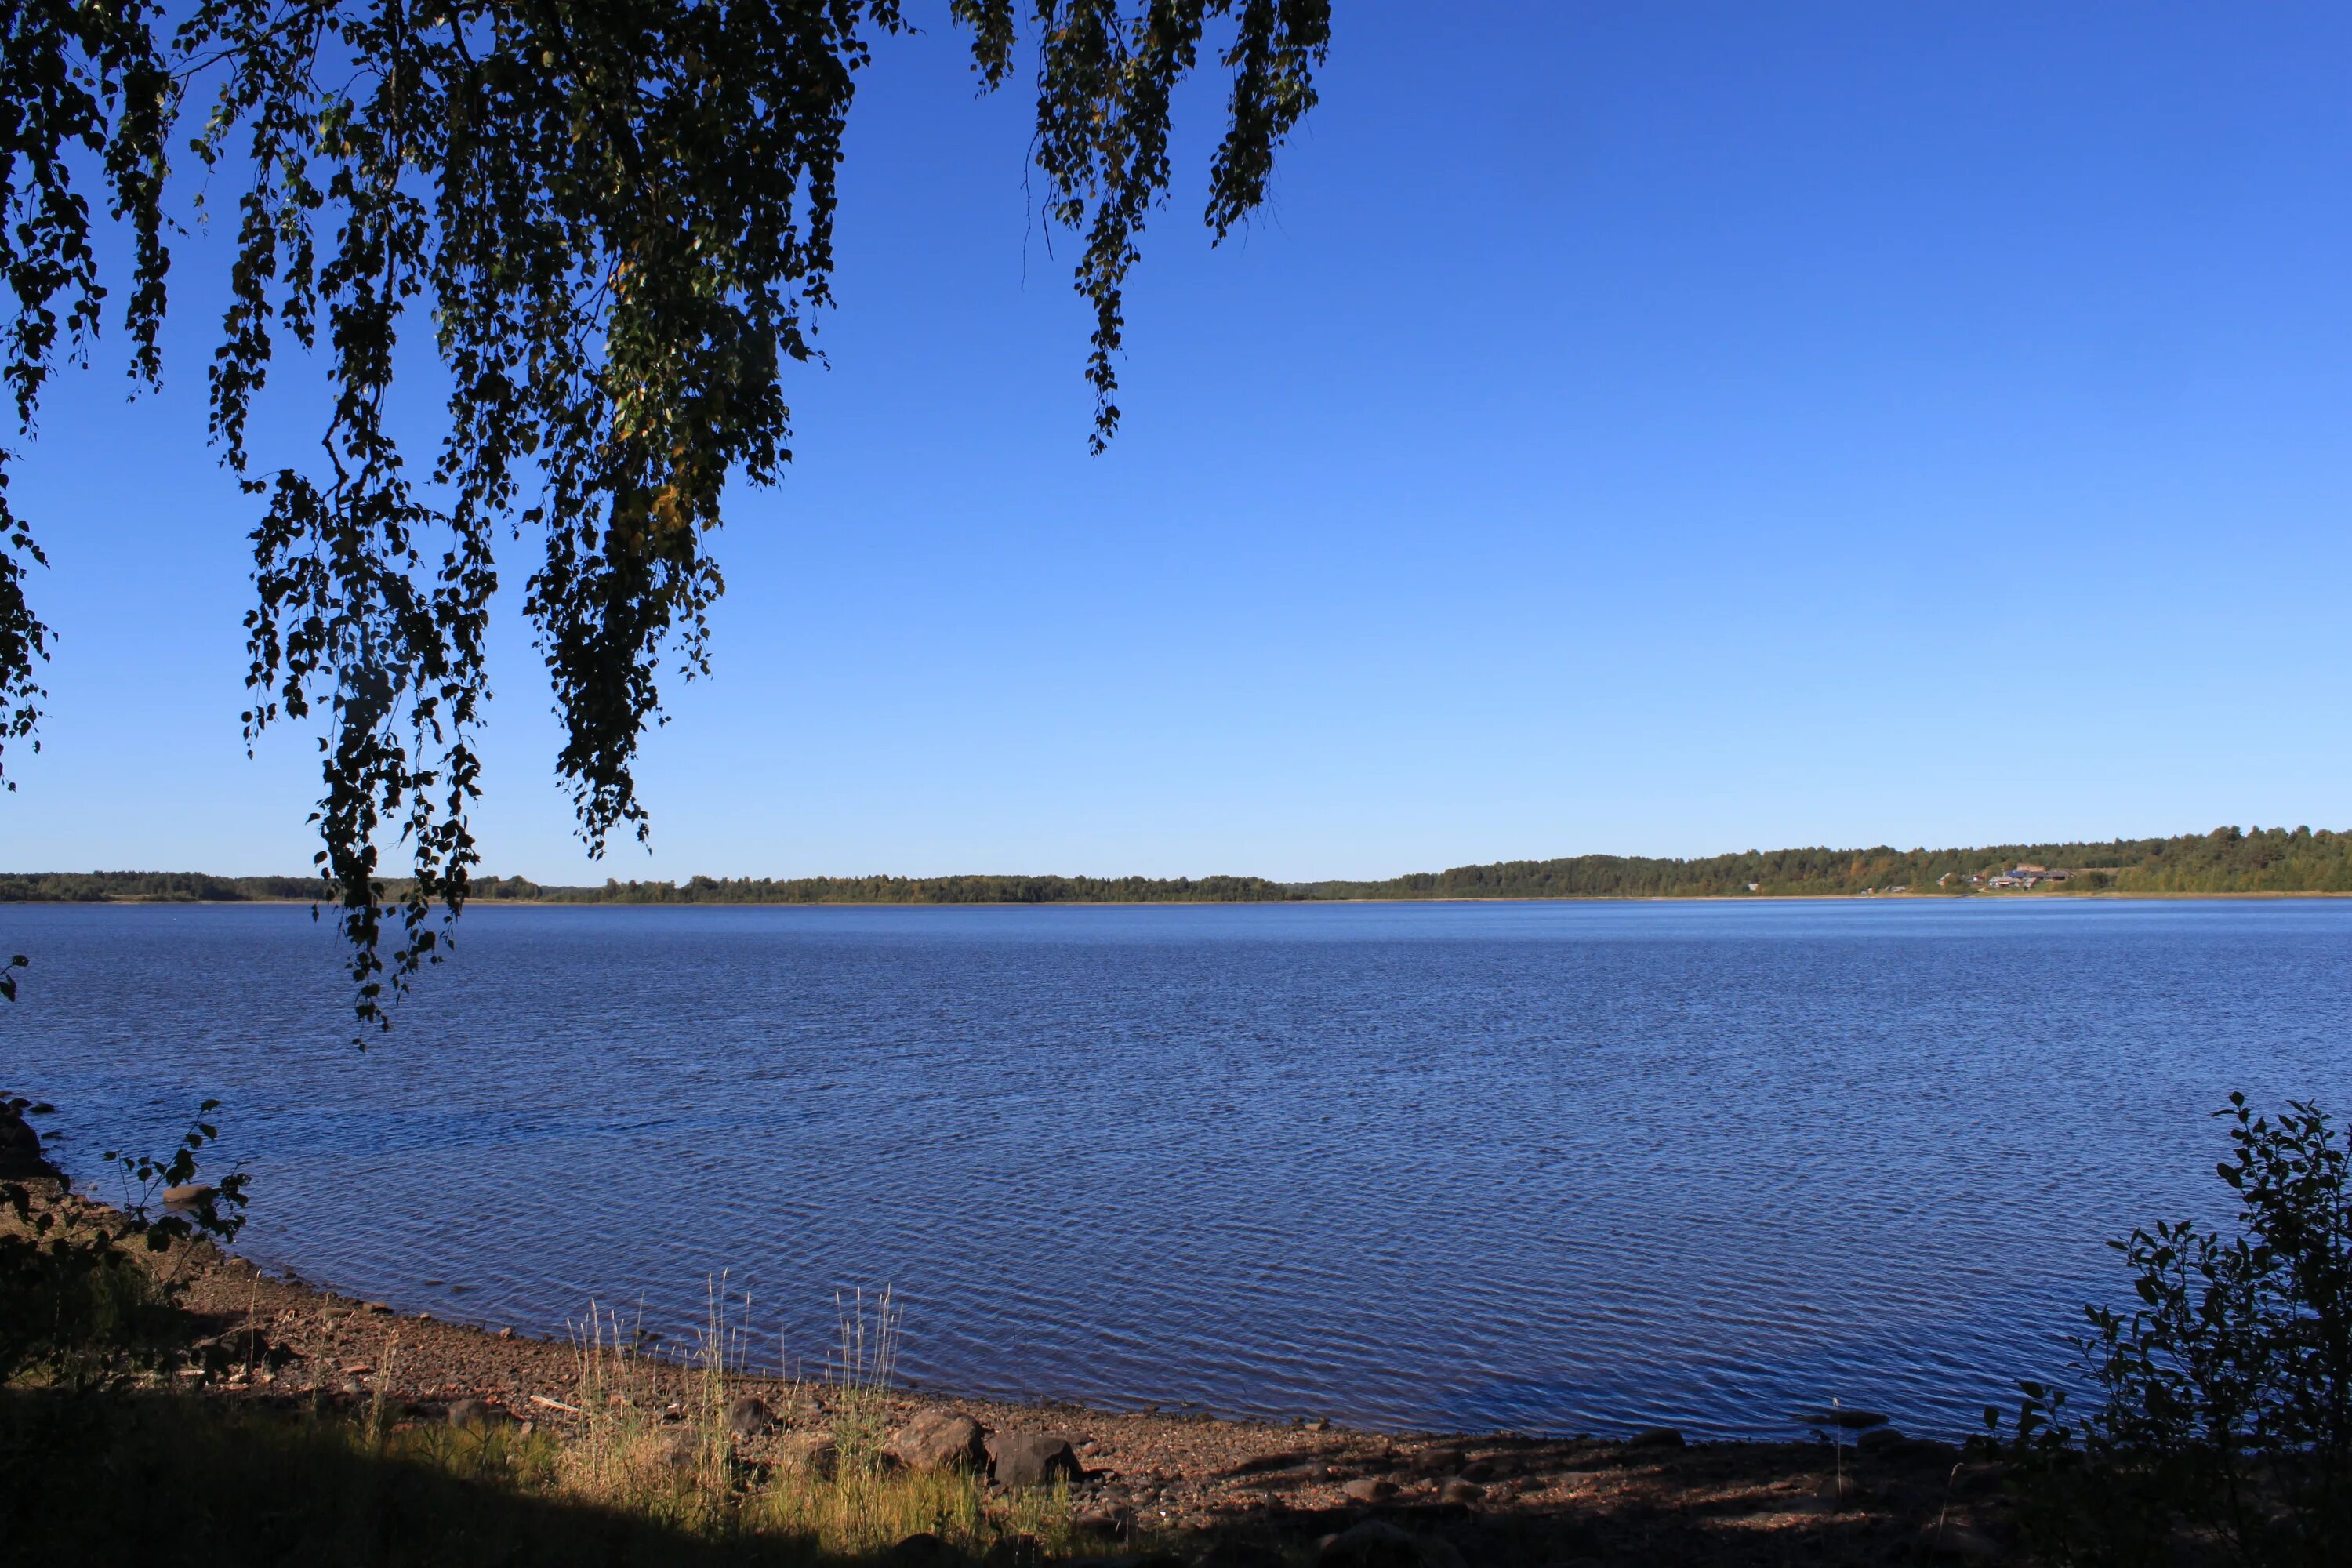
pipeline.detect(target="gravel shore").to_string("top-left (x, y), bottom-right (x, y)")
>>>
top-left (163, 1238), bottom-right (2013, 1565)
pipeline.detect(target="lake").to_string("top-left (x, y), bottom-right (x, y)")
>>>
top-left (3, 897), bottom-right (2347, 1439)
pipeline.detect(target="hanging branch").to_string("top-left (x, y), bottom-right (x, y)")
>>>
top-left (0, 0), bottom-right (1329, 1034)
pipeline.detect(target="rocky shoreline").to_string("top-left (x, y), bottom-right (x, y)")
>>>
top-left (158, 1237), bottom-right (2013, 1565)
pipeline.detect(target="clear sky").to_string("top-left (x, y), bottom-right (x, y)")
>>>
top-left (5, 2), bottom-right (2348, 882)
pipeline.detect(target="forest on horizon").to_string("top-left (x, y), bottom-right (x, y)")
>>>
top-left (2, 826), bottom-right (2346, 906)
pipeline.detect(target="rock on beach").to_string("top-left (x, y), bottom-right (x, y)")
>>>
top-left (884, 1533), bottom-right (960, 1566)
top-left (0, 1105), bottom-right (55, 1180)
top-left (446, 1397), bottom-right (499, 1430)
top-left (1318, 1519), bottom-right (1465, 1567)
top-left (887, 1409), bottom-right (989, 1473)
top-left (987, 1431), bottom-right (1082, 1489)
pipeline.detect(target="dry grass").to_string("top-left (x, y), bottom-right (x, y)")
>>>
top-left (546, 1278), bottom-right (1080, 1558)
top-left (2, 1191), bottom-right (1097, 1563)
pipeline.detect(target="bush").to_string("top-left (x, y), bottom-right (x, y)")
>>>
top-left (0, 1095), bottom-right (250, 1387)
top-left (1985, 1094), bottom-right (2351, 1566)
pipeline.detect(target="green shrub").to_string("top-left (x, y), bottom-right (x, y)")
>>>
top-left (1985, 1094), bottom-right (2351, 1566)
top-left (0, 1096), bottom-right (249, 1386)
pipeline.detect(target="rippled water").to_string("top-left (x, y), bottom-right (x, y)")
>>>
top-left (4, 898), bottom-right (2348, 1439)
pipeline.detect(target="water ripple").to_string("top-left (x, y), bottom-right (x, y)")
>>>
top-left (2, 897), bottom-right (2347, 1439)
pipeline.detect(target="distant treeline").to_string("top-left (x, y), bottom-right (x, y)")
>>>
top-left (0, 869), bottom-right (1298, 905)
top-left (0, 871), bottom-right (325, 903)
top-left (1303, 825), bottom-right (2352, 898)
top-left (6, 826), bottom-right (2350, 905)
top-left (473, 873), bottom-right (1298, 905)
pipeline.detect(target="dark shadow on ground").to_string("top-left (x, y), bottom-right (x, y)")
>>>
top-left (1, 1385), bottom-right (837, 1567)
top-left (1, 1384), bottom-right (2013, 1567)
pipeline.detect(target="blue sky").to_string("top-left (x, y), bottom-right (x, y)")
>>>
top-left (5, 2), bottom-right (2349, 881)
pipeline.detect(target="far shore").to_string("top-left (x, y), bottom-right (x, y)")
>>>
top-left (13, 888), bottom-right (2352, 908)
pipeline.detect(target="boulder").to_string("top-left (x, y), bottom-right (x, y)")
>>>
top-left (1341, 1476), bottom-right (1398, 1504)
top-left (1628, 1427), bottom-right (1685, 1449)
top-left (1859, 1427), bottom-right (1958, 1462)
top-left (1437, 1477), bottom-right (1484, 1505)
top-left (0, 1104), bottom-right (53, 1180)
top-left (884, 1534), bottom-right (965, 1566)
top-left (160, 1182), bottom-right (216, 1210)
top-left (727, 1396), bottom-right (775, 1438)
top-left (1409, 1446), bottom-right (1464, 1474)
top-left (887, 1409), bottom-right (990, 1473)
top-left (1193, 1542), bottom-right (1284, 1568)
top-left (779, 1432), bottom-right (839, 1478)
top-left (988, 1432), bottom-right (1081, 1489)
top-left (655, 1427), bottom-right (700, 1469)
top-left (447, 1397), bottom-right (501, 1431)
top-left (1951, 1463), bottom-right (2005, 1497)
top-left (1073, 1504), bottom-right (1133, 1537)
top-left (1317, 1521), bottom-right (1420, 1568)
top-left (1922, 1524), bottom-right (2005, 1562)
top-left (198, 1326), bottom-right (274, 1367)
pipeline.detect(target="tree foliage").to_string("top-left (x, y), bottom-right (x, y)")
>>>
top-left (0, 0), bottom-right (1330, 1029)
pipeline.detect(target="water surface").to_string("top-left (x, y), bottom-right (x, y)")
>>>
top-left (4, 897), bottom-right (2347, 1439)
